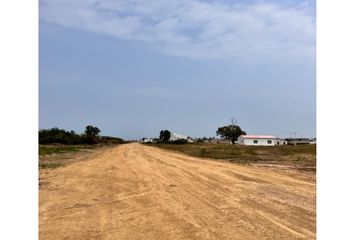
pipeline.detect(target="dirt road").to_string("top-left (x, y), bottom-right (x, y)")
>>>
top-left (39, 143), bottom-right (316, 240)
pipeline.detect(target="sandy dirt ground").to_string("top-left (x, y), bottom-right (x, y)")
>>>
top-left (39, 143), bottom-right (316, 240)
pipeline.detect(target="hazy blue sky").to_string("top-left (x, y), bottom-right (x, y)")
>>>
top-left (39, 0), bottom-right (316, 139)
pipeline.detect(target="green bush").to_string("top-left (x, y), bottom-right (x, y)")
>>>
top-left (39, 128), bottom-right (82, 144)
top-left (169, 139), bottom-right (189, 144)
top-left (39, 127), bottom-right (125, 145)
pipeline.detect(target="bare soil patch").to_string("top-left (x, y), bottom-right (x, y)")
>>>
top-left (39, 143), bottom-right (315, 240)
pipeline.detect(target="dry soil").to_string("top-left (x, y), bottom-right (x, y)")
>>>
top-left (39, 143), bottom-right (316, 240)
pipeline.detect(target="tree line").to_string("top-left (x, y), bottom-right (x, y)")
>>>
top-left (39, 125), bottom-right (125, 145)
top-left (157, 121), bottom-right (246, 145)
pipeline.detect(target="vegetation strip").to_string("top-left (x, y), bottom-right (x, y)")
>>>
top-left (150, 143), bottom-right (316, 171)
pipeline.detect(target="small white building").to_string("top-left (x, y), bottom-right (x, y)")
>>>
top-left (238, 135), bottom-right (277, 146)
top-left (275, 139), bottom-right (288, 145)
top-left (141, 138), bottom-right (153, 143)
top-left (170, 132), bottom-right (188, 141)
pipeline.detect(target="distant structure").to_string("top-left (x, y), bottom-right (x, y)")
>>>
top-left (141, 138), bottom-right (153, 143)
top-left (238, 135), bottom-right (277, 146)
top-left (195, 137), bottom-right (213, 143)
top-left (210, 138), bottom-right (231, 144)
top-left (169, 132), bottom-right (194, 143)
top-left (170, 132), bottom-right (188, 141)
top-left (285, 138), bottom-right (315, 145)
top-left (275, 138), bottom-right (288, 145)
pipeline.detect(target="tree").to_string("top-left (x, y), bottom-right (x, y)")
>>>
top-left (216, 124), bottom-right (246, 144)
top-left (85, 125), bottom-right (101, 136)
top-left (39, 127), bottom-right (80, 144)
top-left (159, 130), bottom-right (171, 142)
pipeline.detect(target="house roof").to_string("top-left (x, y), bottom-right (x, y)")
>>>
top-left (240, 135), bottom-right (276, 139)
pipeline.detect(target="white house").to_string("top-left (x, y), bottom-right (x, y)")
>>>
top-left (275, 139), bottom-right (288, 145)
top-left (170, 132), bottom-right (188, 141)
top-left (238, 135), bottom-right (277, 146)
top-left (141, 138), bottom-right (153, 143)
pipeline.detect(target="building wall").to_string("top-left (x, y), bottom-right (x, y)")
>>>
top-left (239, 138), bottom-right (275, 146)
top-left (275, 139), bottom-right (288, 145)
top-left (170, 133), bottom-right (188, 141)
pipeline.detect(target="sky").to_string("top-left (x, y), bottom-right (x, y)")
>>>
top-left (39, 0), bottom-right (316, 140)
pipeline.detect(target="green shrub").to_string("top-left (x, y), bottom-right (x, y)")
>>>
top-left (170, 139), bottom-right (189, 144)
top-left (39, 127), bottom-right (125, 145)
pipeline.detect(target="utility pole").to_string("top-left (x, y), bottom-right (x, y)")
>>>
top-left (230, 117), bottom-right (238, 145)
top-left (290, 131), bottom-right (298, 145)
top-left (230, 117), bottom-right (238, 126)
top-left (290, 132), bottom-right (293, 145)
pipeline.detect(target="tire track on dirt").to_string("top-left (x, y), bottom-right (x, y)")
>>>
top-left (40, 143), bottom-right (316, 240)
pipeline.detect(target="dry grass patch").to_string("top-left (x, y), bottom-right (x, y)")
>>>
top-left (151, 143), bottom-right (316, 172)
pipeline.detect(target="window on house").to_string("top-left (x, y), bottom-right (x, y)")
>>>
top-left (253, 140), bottom-right (258, 144)
top-left (268, 140), bottom-right (272, 144)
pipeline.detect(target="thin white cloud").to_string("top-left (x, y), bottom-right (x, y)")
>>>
top-left (40, 0), bottom-right (315, 61)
